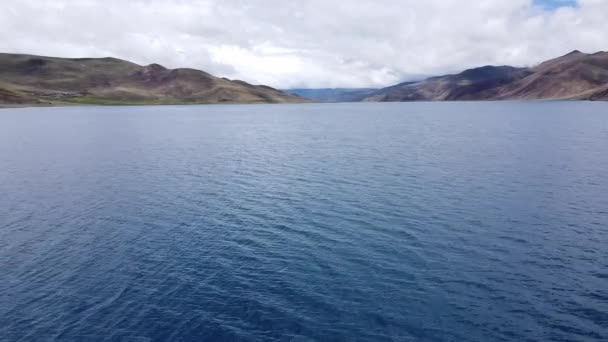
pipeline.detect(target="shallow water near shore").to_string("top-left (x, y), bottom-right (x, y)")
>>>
top-left (1, 102), bottom-right (607, 341)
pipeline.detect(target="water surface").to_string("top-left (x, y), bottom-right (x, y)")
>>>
top-left (1, 102), bottom-right (607, 341)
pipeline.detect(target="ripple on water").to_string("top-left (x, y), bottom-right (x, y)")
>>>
top-left (1, 102), bottom-right (607, 342)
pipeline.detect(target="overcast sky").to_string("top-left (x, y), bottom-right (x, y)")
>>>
top-left (1, 0), bottom-right (607, 88)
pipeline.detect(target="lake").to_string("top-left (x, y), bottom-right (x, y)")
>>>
top-left (1, 102), bottom-right (607, 341)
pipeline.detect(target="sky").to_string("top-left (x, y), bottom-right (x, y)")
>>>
top-left (1, 0), bottom-right (607, 88)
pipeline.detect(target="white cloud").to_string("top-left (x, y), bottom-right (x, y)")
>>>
top-left (0, 0), bottom-right (607, 88)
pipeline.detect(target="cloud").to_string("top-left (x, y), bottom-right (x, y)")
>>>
top-left (1, 0), bottom-right (607, 88)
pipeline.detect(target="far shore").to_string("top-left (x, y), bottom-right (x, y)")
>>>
top-left (3, 99), bottom-right (608, 110)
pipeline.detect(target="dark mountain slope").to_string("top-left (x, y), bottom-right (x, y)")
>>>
top-left (365, 65), bottom-right (532, 101)
top-left (364, 50), bottom-right (608, 102)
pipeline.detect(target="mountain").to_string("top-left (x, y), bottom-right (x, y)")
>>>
top-left (492, 50), bottom-right (608, 100)
top-left (284, 88), bottom-right (378, 102)
top-left (364, 50), bottom-right (608, 102)
top-left (4, 51), bottom-right (607, 105)
top-left (0, 53), bottom-right (308, 105)
top-left (365, 66), bottom-right (533, 101)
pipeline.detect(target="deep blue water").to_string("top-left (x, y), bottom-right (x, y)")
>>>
top-left (1, 102), bottom-right (607, 342)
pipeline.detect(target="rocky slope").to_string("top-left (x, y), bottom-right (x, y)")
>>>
top-left (364, 50), bottom-right (608, 102)
top-left (0, 53), bottom-right (307, 105)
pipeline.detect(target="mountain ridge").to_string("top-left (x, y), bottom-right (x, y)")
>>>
top-left (363, 50), bottom-right (608, 102)
top-left (2, 51), bottom-right (608, 105)
top-left (0, 53), bottom-right (308, 105)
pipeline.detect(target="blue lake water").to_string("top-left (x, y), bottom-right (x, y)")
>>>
top-left (1, 102), bottom-right (607, 342)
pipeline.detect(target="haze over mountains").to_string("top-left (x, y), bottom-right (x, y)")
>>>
top-left (283, 88), bottom-right (379, 103)
top-left (0, 53), bottom-right (306, 105)
top-left (287, 50), bottom-right (608, 102)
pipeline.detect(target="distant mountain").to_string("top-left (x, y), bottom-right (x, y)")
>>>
top-left (284, 88), bottom-right (378, 102)
top-left (364, 50), bottom-right (608, 102)
top-left (0, 53), bottom-right (308, 105)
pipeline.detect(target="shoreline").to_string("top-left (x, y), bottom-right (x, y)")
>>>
top-left (1, 99), bottom-right (606, 110)
top-left (0, 101), bottom-right (315, 109)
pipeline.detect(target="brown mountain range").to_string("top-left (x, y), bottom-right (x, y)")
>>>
top-left (2, 51), bottom-right (607, 106)
top-left (364, 50), bottom-right (608, 102)
top-left (0, 53), bottom-right (307, 105)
